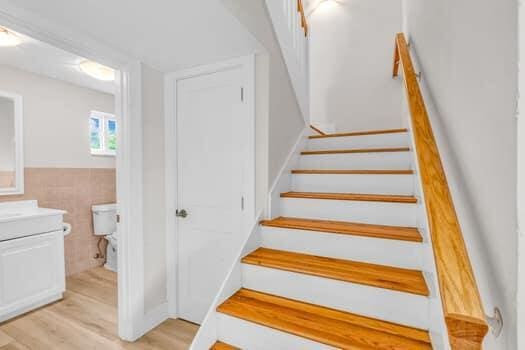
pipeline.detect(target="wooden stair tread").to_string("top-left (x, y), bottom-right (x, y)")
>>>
top-left (291, 169), bottom-right (414, 175)
top-left (310, 124), bottom-right (326, 135)
top-left (301, 147), bottom-right (410, 155)
top-left (260, 216), bottom-right (423, 242)
top-left (242, 248), bottom-right (429, 296)
top-left (210, 341), bottom-right (239, 350)
top-left (280, 191), bottom-right (418, 203)
top-left (309, 128), bottom-right (408, 139)
top-left (217, 288), bottom-right (432, 349)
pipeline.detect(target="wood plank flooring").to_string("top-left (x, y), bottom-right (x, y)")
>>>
top-left (0, 267), bottom-right (198, 350)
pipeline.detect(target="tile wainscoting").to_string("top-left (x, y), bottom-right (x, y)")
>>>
top-left (0, 171), bottom-right (15, 188)
top-left (0, 168), bottom-right (116, 276)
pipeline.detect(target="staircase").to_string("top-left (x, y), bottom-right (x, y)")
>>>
top-left (192, 32), bottom-right (491, 350)
top-left (206, 128), bottom-right (436, 349)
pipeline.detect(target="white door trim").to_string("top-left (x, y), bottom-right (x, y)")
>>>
top-left (0, 5), bottom-right (146, 341)
top-left (164, 55), bottom-right (256, 317)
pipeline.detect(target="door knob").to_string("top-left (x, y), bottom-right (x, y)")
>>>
top-left (176, 209), bottom-right (188, 218)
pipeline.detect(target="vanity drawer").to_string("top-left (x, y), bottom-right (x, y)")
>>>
top-left (0, 230), bottom-right (65, 322)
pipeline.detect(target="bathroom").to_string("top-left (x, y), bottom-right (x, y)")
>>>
top-left (0, 27), bottom-right (121, 325)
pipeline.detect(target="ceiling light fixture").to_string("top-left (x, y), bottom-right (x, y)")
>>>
top-left (307, 0), bottom-right (340, 16)
top-left (79, 60), bottom-right (115, 81)
top-left (0, 28), bottom-right (21, 47)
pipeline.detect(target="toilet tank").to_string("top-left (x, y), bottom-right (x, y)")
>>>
top-left (92, 203), bottom-right (117, 236)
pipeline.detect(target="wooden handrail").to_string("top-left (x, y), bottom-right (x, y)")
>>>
top-left (297, 0), bottom-right (308, 36)
top-left (392, 33), bottom-right (489, 349)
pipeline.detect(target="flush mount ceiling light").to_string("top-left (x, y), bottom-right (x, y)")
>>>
top-left (79, 60), bottom-right (115, 81)
top-left (307, 0), bottom-right (340, 16)
top-left (0, 28), bottom-right (21, 47)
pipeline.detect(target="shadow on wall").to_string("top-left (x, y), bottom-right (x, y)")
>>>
top-left (310, 0), bottom-right (403, 131)
top-left (221, 0), bottom-right (305, 186)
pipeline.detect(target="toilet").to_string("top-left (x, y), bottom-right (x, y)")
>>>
top-left (91, 203), bottom-right (118, 272)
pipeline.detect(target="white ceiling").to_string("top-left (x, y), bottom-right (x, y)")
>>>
top-left (6, 0), bottom-right (263, 73)
top-left (0, 30), bottom-right (116, 94)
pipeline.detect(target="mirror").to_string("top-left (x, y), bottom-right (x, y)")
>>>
top-left (0, 91), bottom-right (23, 195)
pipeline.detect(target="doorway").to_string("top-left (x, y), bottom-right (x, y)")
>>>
top-left (0, 9), bottom-right (147, 341)
top-left (165, 56), bottom-right (255, 324)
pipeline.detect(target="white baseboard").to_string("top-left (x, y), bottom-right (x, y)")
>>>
top-left (0, 292), bottom-right (63, 323)
top-left (140, 302), bottom-right (170, 336)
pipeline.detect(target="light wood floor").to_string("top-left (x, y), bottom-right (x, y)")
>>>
top-left (0, 267), bottom-right (199, 349)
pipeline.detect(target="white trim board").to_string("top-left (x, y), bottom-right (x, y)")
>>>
top-left (0, 6), bottom-right (148, 341)
top-left (140, 302), bottom-right (170, 336)
top-left (164, 55), bottom-right (256, 318)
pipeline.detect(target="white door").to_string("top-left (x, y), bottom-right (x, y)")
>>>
top-left (176, 67), bottom-right (245, 324)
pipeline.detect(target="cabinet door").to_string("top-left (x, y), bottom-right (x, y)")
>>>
top-left (0, 230), bottom-right (65, 315)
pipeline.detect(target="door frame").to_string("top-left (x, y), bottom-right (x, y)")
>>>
top-left (518, 1), bottom-right (525, 344)
top-left (0, 5), bottom-right (146, 341)
top-left (164, 55), bottom-right (256, 317)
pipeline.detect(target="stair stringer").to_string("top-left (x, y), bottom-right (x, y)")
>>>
top-left (402, 88), bottom-right (451, 350)
top-left (190, 127), bottom-right (309, 349)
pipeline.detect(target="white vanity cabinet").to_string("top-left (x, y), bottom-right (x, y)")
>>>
top-left (0, 230), bottom-right (65, 322)
top-left (0, 201), bottom-right (67, 322)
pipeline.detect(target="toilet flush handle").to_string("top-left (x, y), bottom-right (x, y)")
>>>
top-left (176, 209), bottom-right (188, 218)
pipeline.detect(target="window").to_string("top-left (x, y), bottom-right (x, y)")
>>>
top-left (90, 111), bottom-right (117, 156)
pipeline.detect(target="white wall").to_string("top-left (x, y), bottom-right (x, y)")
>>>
top-left (309, 0), bottom-right (403, 132)
top-left (141, 64), bottom-right (167, 314)
top-left (0, 64), bottom-right (115, 168)
top-left (402, 1), bottom-right (518, 348)
top-left (0, 98), bottom-right (15, 171)
top-left (221, 0), bottom-right (306, 189)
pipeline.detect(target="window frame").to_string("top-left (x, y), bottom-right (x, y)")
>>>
top-left (90, 110), bottom-right (117, 156)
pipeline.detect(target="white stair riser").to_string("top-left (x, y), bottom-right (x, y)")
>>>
top-left (217, 313), bottom-right (335, 350)
top-left (291, 174), bottom-right (415, 195)
top-left (307, 133), bottom-right (409, 151)
top-left (242, 265), bottom-right (430, 329)
top-left (280, 198), bottom-right (418, 227)
top-left (260, 227), bottom-right (424, 270)
top-left (299, 152), bottom-right (412, 170)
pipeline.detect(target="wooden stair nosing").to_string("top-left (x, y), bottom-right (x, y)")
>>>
top-left (260, 216), bottom-right (423, 242)
top-left (280, 191), bottom-right (418, 204)
top-left (217, 288), bottom-right (432, 350)
top-left (210, 341), bottom-right (239, 350)
top-left (309, 128), bottom-right (408, 139)
top-left (242, 248), bottom-right (429, 296)
top-left (301, 147), bottom-right (410, 155)
top-left (291, 169), bottom-right (414, 175)
top-left (310, 124), bottom-right (326, 135)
